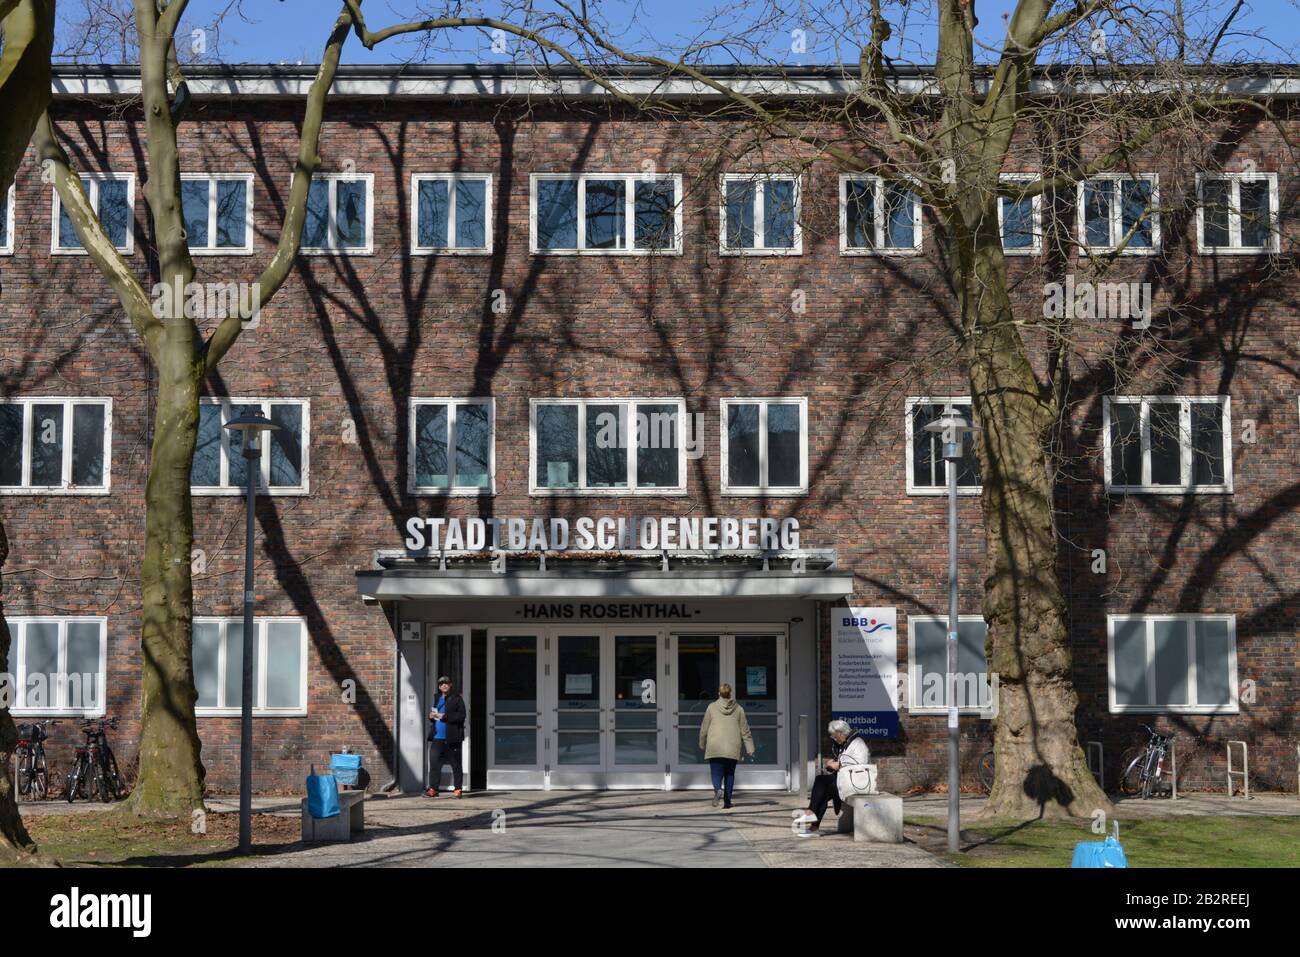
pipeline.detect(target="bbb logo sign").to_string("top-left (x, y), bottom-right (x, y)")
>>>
top-left (842, 615), bottom-right (893, 633)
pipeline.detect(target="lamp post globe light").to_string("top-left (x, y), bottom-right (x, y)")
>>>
top-left (223, 411), bottom-right (281, 855)
top-left (922, 403), bottom-right (979, 854)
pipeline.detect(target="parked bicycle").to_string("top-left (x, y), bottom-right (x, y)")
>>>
top-left (14, 720), bottom-right (56, 800)
top-left (1119, 724), bottom-right (1175, 799)
top-left (64, 717), bottom-right (124, 804)
top-left (977, 749), bottom-right (996, 792)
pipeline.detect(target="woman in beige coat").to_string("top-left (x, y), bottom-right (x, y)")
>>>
top-left (699, 683), bottom-right (756, 809)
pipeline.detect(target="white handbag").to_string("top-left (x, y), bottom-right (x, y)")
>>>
top-left (841, 763), bottom-right (878, 796)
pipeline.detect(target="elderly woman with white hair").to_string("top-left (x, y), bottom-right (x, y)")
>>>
top-left (798, 719), bottom-right (870, 833)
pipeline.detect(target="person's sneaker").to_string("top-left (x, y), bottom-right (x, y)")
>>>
top-left (424, 787), bottom-right (438, 798)
top-left (712, 789), bottom-right (722, 807)
top-left (793, 813), bottom-right (819, 837)
top-left (453, 789), bottom-right (463, 798)
top-left (723, 799), bottom-right (733, 810)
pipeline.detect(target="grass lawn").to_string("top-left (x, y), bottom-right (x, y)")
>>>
top-left (6, 811), bottom-right (300, 867)
top-left (906, 814), bottom-right (1300, 867)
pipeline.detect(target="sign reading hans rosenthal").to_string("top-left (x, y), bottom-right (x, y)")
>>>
top-left (405, 515), bottom-right (800, 553)
top-left (832, 606), bottom-right (899, 739)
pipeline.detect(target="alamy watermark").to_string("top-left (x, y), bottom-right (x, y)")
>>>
top-left (1043, 274), bottom-right (1152, 329)
top-left (151, 277), bottom-right (262, 327)
top-left (591, 409), bottom-right (706, 460)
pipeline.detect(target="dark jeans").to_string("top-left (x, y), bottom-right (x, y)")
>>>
top-left (709, 758), bottom-right (738, 802)
top-left (809, 772), bottom-right (842, 824)
top-left (428, 739), bottom-right (464, 790)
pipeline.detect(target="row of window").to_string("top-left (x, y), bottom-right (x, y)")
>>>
top-left (4, 612), bottom-right (1239, 718)
top-left (0, 395), bottom-right (1237, 496)
top-left (4, 616), bottom-right (308, 717)
top-left (0, 170), bottom-right (1280, 257)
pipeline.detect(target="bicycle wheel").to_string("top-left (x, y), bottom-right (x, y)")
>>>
top-left (31, 748), bottom-right (49, 801)
top-left (102, 747), bottom-right (123, 799)
top-left (64, 760), bottom-right (83, 803)
top-left (977, 750), bottom-right (996, 793)
top-left (1118, 749), bottom-right (1147, 797)
top-left (16, 746), bottom-right (31, 797)
top-left (96, 762), bottom-right (115, 803)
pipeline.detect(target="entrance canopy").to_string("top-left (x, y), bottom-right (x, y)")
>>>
top-left (356, 549), bottom-right (853, 601)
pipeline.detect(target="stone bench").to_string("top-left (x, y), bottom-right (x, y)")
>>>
top-left (836, 792), bottom-right (904, 843)
top-left (301, 789), bottom-right (366, 843)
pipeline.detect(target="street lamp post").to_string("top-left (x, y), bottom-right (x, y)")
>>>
top-left (924, 404), bottom-right (978, 854)
top-left (223, 412), bottom-right (280, 855)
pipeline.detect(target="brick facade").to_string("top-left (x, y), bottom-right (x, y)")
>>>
top-left (1, 76), bottom-right (1296, 795)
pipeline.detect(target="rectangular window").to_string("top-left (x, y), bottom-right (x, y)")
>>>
top-left (1197, 173), bottom-right (1279, 253)
top-left (907, 616), bottom-right (994, 715)
top-left (840, 174), bottom-right (921, 254)
top-left (720, 398), bottom-right (808, 494)
top-left (301, 173), bottom-right (373, 254)
top-left (0, 398), bottom-right (111, 494)
top-left (530, 398), bottom-right (687, 494)
top-left (999, 173), bottom-right (1042, 255)
top-left (530, 173), bottom-right (682, 254)
top-left (0, 183), bottom-right (13, 254)
top-left (194, 617), bottom-right (308, 716)
top-left (52, 173), bottom-right (134, 254)
top-left (1078, 173), bottom-right (1159, 254)
top-left (1109, 615), bottom-right (1237, 713)
top-left (1104, 396), bottom-right (1231, 493)
top-left (6, 617), bottom-right (107, 716)
top-left (905, 398), bottom-right (981, 494)
top-left (411, 174), bottom-right (492, 254)
top-left (720, 174), bottom-right (801, 254)
top-left (191, 398), bottom-right (309, 495)
top-left (180, 174), bottom-right (253, 254)
top-left (408, 398), bottom-right (495, 493)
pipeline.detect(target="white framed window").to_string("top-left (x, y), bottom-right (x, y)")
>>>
top-left (6, 617), bottom-right (107, 717)
top-left (191, 398), bottom-right (310, 495)
top-left (1108, 614), bottom-right (1238, 714)
top-left (409, 398), bottom-right (495, 494)
top-left (530, 173), bottom-right (682, 254)
top-left (1103, 396), bottom-right (1231, 494)
top-left (839, 174), bottom-right (922, 255)
top-left (720, 397), bottom-right (808, 495)
top-left (301, 173), bottom-right (373, 254)
top-left (52, 172), bottom-right (135, 254)
top-left (410, 173), bottom-right (492, 254)
top-left (193, 617), bottom-right (308, 716)
top-left (907, 616), bottom-right (994, 716)
top-left (999, 173), bottom-right (1042, 255)
top-left (1196, 172), bottom-right (1279, 254)
top-left (0, 183), bottom-right (14, 254)
top-left (0, 397), bottom-right (111, 494)
top-left (1077, 173), bottom-right (1160, 254)
top-left (905, 397), bottom-right (981, 495)
top-left (719, 173), bottom-right (801, 254)
top-left (530, 398), bottom-right (688, 495)
top-left (181, 173), bottom-right (254, 254)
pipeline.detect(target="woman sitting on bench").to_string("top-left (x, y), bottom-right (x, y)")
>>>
top-left (799, 719), bottom-right (870, 834)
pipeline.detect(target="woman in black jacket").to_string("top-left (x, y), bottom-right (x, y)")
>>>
top-left (426, 676), bottom-right (467, 797)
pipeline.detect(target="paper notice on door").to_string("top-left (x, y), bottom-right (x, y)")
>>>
top-left (745, 666), bottom-right (768, 696)
top-left (565, 673), bottom-right (592, 695)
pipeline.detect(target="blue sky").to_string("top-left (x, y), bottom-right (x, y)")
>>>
top-left (54, 1), bottom-right (1300, 66)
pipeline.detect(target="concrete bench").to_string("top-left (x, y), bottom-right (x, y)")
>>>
top-left (301, 789), bottom-right (365, 843)
top-left (836, 792), bottom-right (904, 843)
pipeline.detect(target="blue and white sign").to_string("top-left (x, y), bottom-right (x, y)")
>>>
top-left (832, 606), bottom-right (899, 739)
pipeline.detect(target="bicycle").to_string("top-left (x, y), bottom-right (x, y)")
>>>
top-left (14, 720), bottom-right (56, 800)
top-left (1119, 724), bottom-right (1175, 799)
top-left (64, 717), bottom-right (124, 804)
top-left (977, 749), bottom-right (996, 793)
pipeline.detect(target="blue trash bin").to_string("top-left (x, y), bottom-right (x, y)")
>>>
top-left (1071, 822), bottom-right (1129, 867)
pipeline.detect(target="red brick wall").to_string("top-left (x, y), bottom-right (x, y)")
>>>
top-left (1, 96), bottom-right (1296, 794)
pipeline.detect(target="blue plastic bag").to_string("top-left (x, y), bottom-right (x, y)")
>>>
top-left (306, 764), bottom-right (341, 819)
top-left (330, 753), bottom-right (363, 788)
top-left (1071, 823), bottom-right (1128, 868)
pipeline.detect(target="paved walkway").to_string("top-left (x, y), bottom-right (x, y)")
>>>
top-left (203, 790), bottom-right (947, 868)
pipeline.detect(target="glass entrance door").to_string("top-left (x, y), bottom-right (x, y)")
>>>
top-left (487, 630), bottom-right (544, 787)
top-left (669, 631), bottom-right (788, 788)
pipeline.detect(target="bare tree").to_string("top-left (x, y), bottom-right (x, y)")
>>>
top-left (0, 0), bottom-right (54, 860)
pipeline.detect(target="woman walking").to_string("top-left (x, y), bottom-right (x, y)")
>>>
top-left (699, 683), bottom-right (756, 809)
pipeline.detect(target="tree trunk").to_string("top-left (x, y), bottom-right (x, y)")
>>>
top-left (0, 519), bottom-right (37, 859)
top-left (963, 233), bottom-right (1112, 819)
top-left (121, 344), bottom-right (206, 817)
